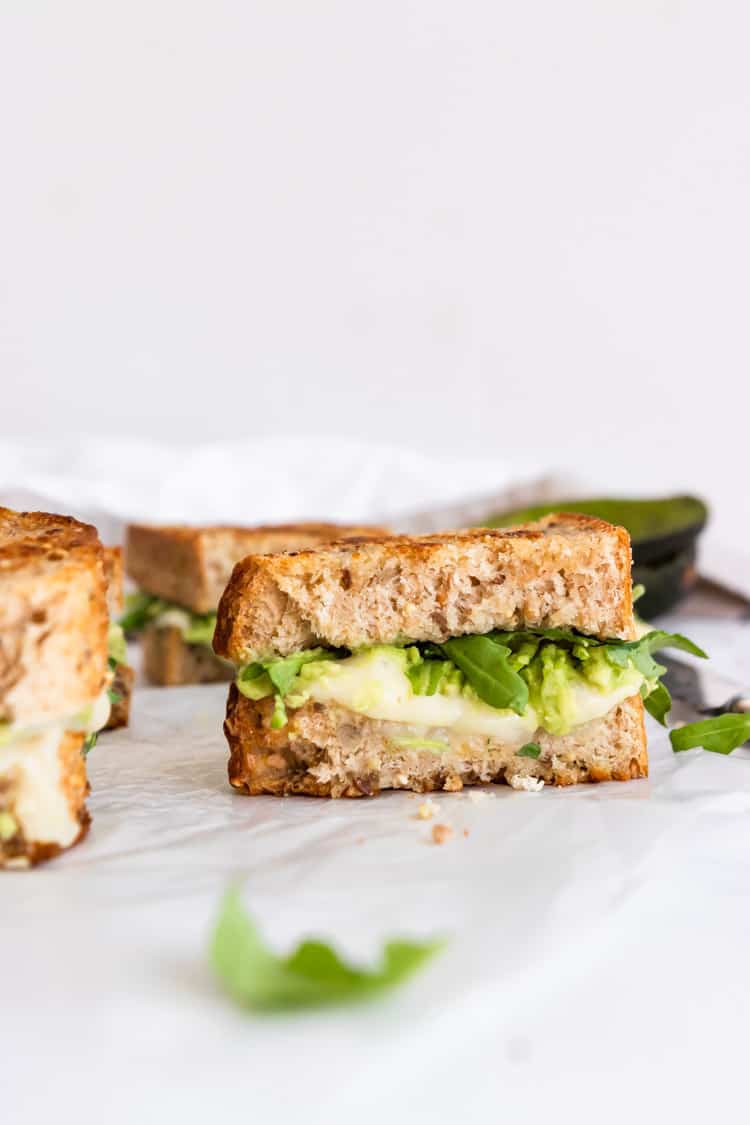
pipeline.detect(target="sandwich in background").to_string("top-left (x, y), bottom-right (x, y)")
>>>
top-left (103, 547), bottom-right (133, 730)
top-left (0, 507), bottom-right (111, 867)
top-left (214, 515), bottom-right (656, 797)
top-left (123, 523), bottom-right (389, 686)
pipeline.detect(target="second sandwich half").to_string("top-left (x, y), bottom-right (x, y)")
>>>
top-left (213, 514), bottom-right (676, 797)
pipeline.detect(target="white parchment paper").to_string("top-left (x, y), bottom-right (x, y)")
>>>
top-left (4, 621), bottom-right (750, 1125)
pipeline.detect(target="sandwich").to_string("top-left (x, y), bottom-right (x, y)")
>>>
top-left (123, 522), bottom-right (389, 686)
top-left (214, 514), bottom-right (680, 797)
top-left (103, 546), bottom-right (133, 730)
top-left (0, 508), bottom-right (111, 867)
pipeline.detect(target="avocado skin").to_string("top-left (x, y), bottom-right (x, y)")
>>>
top-left (483, 495), bottom-right (707, 617)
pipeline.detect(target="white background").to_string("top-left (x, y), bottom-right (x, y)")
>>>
top-left (1, 1), bottom-right (748, 543)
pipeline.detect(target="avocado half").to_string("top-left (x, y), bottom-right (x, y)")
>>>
top-left (483, 495), bottom-right (708, 617)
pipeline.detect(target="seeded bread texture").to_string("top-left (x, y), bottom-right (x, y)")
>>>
top-left (142, 626), bottom-right (233, 686)
top-left (0, 730), bottom-right (90, 868)
top-left (224, 689), bottom-right (647, 797)
top-left (214, 514), bottom-right (635, 661)
top-left (126, 522), bottom-right (390, 614)
top-left (0, 508), bottom-right (109, 725)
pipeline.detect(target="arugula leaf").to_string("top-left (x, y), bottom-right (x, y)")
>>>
top-left (440, 636), bottom-right (528, 715)
top-left (83, 732), bottom-right (98, 755)
top-left (118, 591), bottom-right (166, 633)
top-left (632, 583), bottom-right (646, 604)
top-left (107, 688), bottom-right (123, 706)
top-left (516, 743), bottom-right (541, 759)
top-left (210, 888), bottom-right (444, 1011)
top-left (670, 714), bottom-right (750, 755)
top-left (641, 681), bottom-right (672, 725)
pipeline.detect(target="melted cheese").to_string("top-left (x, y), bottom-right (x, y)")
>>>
top-left (0, 689), bottom-right (111, 849)
top-left (303, 650), bottom-right (641, 742)
top-left (0, 726), bottom-right (79, 847)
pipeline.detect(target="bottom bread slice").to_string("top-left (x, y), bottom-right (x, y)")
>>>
top-left (104, 662), bottom-right (135, 730)
top-left (0, 729), bottom-right (90, 868)
top-left (224, 686), bottom-right (648, 797)
top-left (142, 625), bottom-right (233, 686)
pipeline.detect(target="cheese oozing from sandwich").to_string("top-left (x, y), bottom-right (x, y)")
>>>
top-left (0, 690), bottom-right (111, 849)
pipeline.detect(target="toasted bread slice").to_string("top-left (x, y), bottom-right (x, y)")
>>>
top-left (224, 687), bottom-right (647, 797)
top-left (126, 522), bottom-right (390, 615)
top-left (214, 514), bottom-right (634, 662)
top-left (142, 626), bottom-right (233, 686)
top-left (0, 729), bottom-right (90, 868)
top-left (102, 546), bottom-right (132, 730)
top-left (0, 508), bottom-right (109, 726)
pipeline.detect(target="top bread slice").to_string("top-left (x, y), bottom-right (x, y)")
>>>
top-left (0, 508), bottom-right (109, 725)
top-left (126, 522), bottom-right (389, 614)
top-left (214, 514), bottom-right (635, 661)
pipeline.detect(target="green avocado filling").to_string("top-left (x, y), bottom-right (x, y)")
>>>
top-left (235, 628), bottom-right (707, 736)
top-left (119, 592), bottom-right (217, 647)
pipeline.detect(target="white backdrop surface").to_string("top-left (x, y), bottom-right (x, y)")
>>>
top-left (1, 2), bottom-right (749, 545)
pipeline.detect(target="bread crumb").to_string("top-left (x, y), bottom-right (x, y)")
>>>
top-left (416, 798), bottom-right (440, 820)
top-left (509, 775), bottom-right (545, 792)
top-left (467, 790), bottom-right (494, 805)
top-left (432, 823), bottom-right (453, 845)
top-left (463, 828), bottom-right (470, 838)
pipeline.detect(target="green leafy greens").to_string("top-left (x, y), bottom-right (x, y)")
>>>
top-left (517, 743), bottom-right (541, 759)
top-left (233, 628), bottom-right (709, 736)
top-left (119, 592), bottom-right (217, 647)
top-left (670, 714), bottom-right (750, 755)
top-left (210, 888), bottom-right (444, 1011)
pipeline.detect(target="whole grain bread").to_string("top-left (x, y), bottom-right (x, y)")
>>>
top-left (126, 522), bottom-right (390, 614)
top-left (224, 688), bottom-right (647, 797)
top-left (0, 508), bottom-right (109, 725)
top-left (142, 626), bottom-right (233, 686)
top-left (214, 514), bottom-right (634, 661)
top-left (0, 730), bottom-right (90, 868)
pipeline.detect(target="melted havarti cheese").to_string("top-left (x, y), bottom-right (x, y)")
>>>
top-left (0, 726), bottom-right (79, 847)
top-left (0, 689), bottom-right (111, 848)
top-left (303, 650), bottom-right (641, 742)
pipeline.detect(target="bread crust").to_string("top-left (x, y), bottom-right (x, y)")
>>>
top-left (0, 509), bottom-right (109, 725)
top-left (215, 514), bottom-right (634, 661)
top-left (142, 626), bottom-right (233, 686)
top-left (0, 730), bottom-right (90, 868)
top-left (224, 687), bottom-right (648, 797)
top-left (126, 522), bottom-right (390, 614)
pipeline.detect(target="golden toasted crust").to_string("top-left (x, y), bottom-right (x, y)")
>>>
top-left (0, 509), bottom-right (109, 725)
top-left (224, 687), bottom-right (648, 797)
top-left (126, 522), bottom-right (390, 614)
top-left (0, 731), bottom-right (90, 868)
top-left (142, 626), bottom-right (233, 686)
top-left (215, 514), bottom-right (634, 661)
